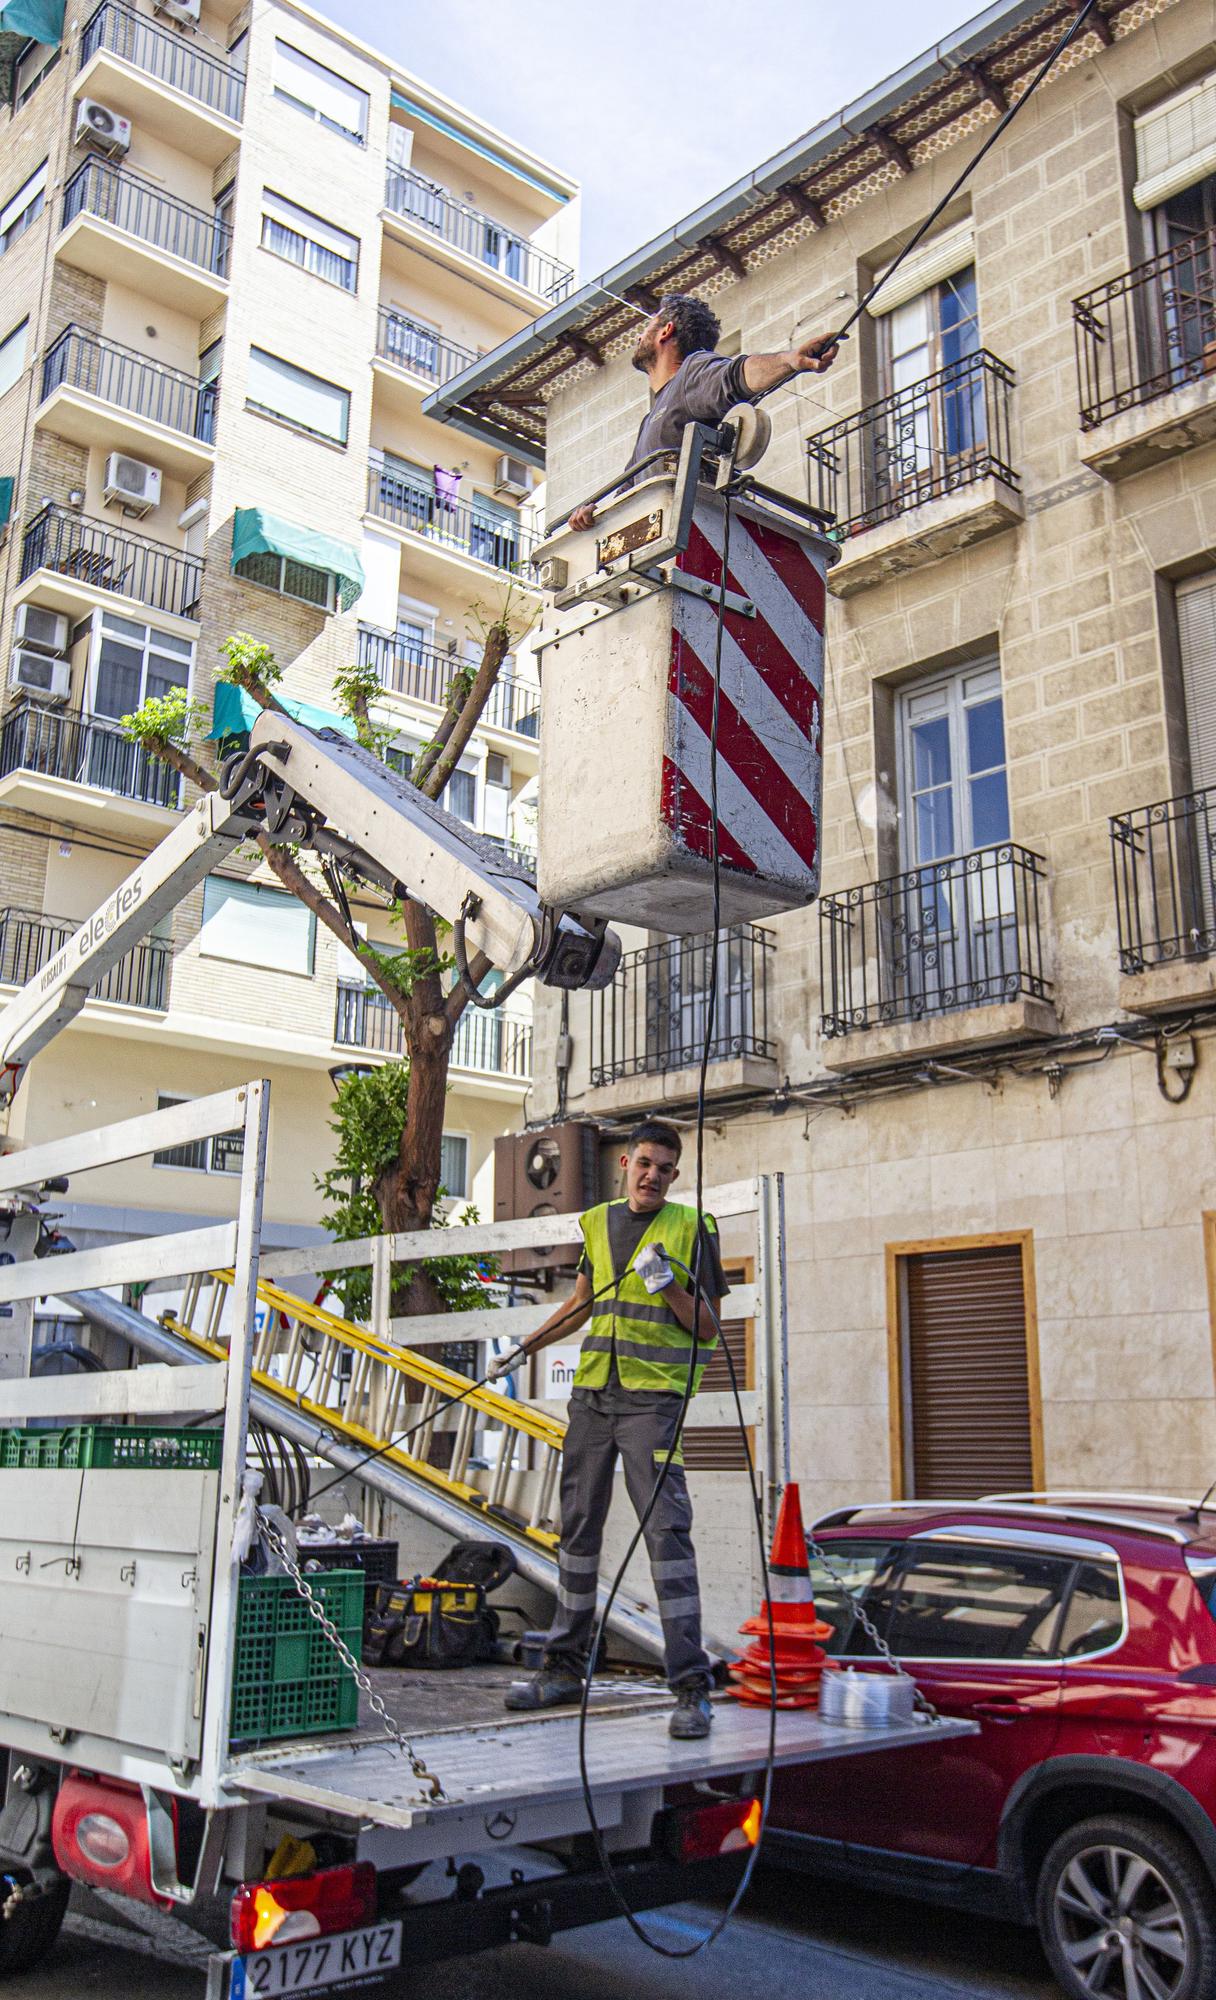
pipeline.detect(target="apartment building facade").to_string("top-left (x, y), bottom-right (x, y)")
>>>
top-left (0, 0), bottom-right (574, 1277)
top-left (429, 0), bottom-right (1216, 1513)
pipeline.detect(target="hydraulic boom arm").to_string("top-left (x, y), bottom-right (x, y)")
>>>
top-left (0, 715), bottom-right (621, 1101)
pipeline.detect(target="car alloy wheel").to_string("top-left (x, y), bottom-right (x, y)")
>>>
top-left (1052, 1841), bottom-right (1189, 1998)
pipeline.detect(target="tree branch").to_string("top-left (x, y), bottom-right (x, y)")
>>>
top-left (420, 622), bottom-right (511, 801)
top-left (140, 734), bottom-right (216, 795)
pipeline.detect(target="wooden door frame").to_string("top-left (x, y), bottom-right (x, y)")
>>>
top-left (884, 1230), bottom-right (1044, 1501)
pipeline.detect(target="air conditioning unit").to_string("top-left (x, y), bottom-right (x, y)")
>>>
top-left (154, 0), bottom-right (200, 21)
top-left (494, 454), bottom-right (532, 499)
top-left (494, 1122), bottom-right (600, 1278)
top-left (13, 604), bottom-right (69, 655)
top-left (9, 650), bottom-right (70, 702)
top-left (102, 452), bottom-right (161, 517)
top-left (74, 99), bottom-right (132, 156)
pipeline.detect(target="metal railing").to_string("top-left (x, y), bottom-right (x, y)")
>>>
top-left (383, 165), bottom-right (573, 303)
top-left (334, 985), bottom-right (533, 1077)
top-left (1074, 227), bottom-right (1216, 430)
top-left (367, 464), bottom-right (537, 577)
top-left (62, 157), bottom-right (232, 278)
top-left (590, 926), bottom-right (774, 1085)
top-left (356, 626), bottom-right (539, 736)
top-left (0, 701), bottom-right (182, 810)
top-left (375, 307), bottom-right (476, 387)
top-left (0, 905), bottom-right (170, 1009)
top-left (1110, 785), bottom-right (1216, 972)
top-left (820, 842), bottom-right (1050, 1036)
top-left (20, 504), bottom-right (202, 620)
top-left (41, 325), bottom-right (216, 443)
top-left (806, 349), bottom-right (1018, 539)
top-left (80, 0), bottom-right (245, 120)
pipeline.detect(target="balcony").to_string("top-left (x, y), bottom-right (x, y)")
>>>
top-left (819, 842), bottom-right (1056, 1070)
top-left (0, 702), bottom-right (182, 831)
top-left (0, 905), bottom-right (170, 1012)
top-left (19, 504), bottom-right (202, 623)
top-left (1074, 229), bottom-right (1216, 478)
top-left (374, 307), bottom-right (476, 394)
top-left (382, 166), bottom-right (573, 308)
top-left (366, 463), bottom-right (539, 589)
top-left (78, 1), bottom-right (244, 165)
top-left (334, 986), bottom-right (533, 1084)
top-left (1111, 785), bottom-right (1216, 1012)
top-left (60, 158), bottom-right (231, 315)
top-left (588, 926), bottom-right (776, 1115)
top-left (357, 625), bottom-right (539, 739)
top-left (806, 350), bottom-right (1022, 596)
top-left (39, 325), bottom-right (216, 480)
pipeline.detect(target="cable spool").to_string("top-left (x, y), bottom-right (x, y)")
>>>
top-left (720, 401), bottom-right (772, 471)
top-left (819, 1665), bottom-right (917, 1729)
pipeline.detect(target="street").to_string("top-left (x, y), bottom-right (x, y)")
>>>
top-left (4, 1871), bottom-right (1061, 2000)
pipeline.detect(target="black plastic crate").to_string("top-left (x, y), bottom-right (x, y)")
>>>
top-left (299, 1538), bottom-right (399, 1610)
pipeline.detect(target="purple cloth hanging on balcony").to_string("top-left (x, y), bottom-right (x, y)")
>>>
top-left (433, 465), bottom-right (462, 511)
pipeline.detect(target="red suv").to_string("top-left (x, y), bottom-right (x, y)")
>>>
top-left (765, 1494), bottom-right (1216, 2000)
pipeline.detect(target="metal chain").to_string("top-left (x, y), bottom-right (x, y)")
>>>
top-left (257, 1515), bottom-right (447, 1801)
top-left (805, 1532), bottom-right (941, 1726)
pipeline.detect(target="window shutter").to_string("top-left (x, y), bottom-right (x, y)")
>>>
top-left (1176, 576), bottom-right (1216, 795)
top-left (902, 1243), bottom-right (1033, 1498)
top-left (867, 217), bottom-right (974, 318)
top-left (1134, 74), bottom-right (1216, 209)
top-left (683, 1313), bottom-right (750, 1470)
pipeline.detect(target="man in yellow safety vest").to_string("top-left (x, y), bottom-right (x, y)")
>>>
top-left (489, 1118), bottom-right (728, 1739)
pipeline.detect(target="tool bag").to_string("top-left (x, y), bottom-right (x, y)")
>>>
top-left (363, 1540), bottom-right (517, 1671)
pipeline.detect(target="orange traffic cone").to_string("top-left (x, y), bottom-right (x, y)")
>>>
top-left (728, 1483), bottom-right (832, 1709)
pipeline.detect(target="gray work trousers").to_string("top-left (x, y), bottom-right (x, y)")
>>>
top-left (543, 1386), bottom-right (710, 1689)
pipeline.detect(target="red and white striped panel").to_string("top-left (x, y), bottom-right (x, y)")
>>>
top-left (662, 505), bottom-right (826, 896)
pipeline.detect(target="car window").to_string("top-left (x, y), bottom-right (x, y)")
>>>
top-left (1057, 1560), bottom-right (1123, 1658)
top-left (866, 1544), bottom-right (1076, 1661)
top-left (807, 1539), bottom-right (899, 1655)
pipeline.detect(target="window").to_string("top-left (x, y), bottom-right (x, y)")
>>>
top-left (13, 39), bottom-right (58, 110)
top-left (893, 1240), bottom-right (1035, 1499)
top-left (445, 766), bottom-right (476, 824)
top-left (247, 347), bottom-right (349, 445)
top-left (0, 162), bottom-right (46, 254)
top-left (865, 1545), bottom-right (1075, 1662)
top-left (440, 1132), bottom-right (469, 1199)
top-left (262, 189), bottom-right (358, 291)
top-left (900, 662), bottom-right (1008, 867)
top-left (199, 876), bottom-right (316, 975)
top-left (0, 318), bottom-right (28, 401)
top-left (235, 550), bottom-right (334, 610)
top-left (877, 267), bottom-right (982, 492)
top-left (213, 181), bottom-right (234, 281)
top-left (272, 40), bottom-right (368, 143)
top-left (153, 1094), bottom-right (245, 1175)
top-left (469, 491), bottom-right (520, 569)
top-left (807, 1541), bottom-right (901, 1653)
top-left (1058, 1562), bottom-right (1124, 1658)
top-left (382, 308), bottom-right (440, 378)
top-left (91, 612), bottom-right (193, 720)
top-left (1134, 74), bottom-right (1216, 213)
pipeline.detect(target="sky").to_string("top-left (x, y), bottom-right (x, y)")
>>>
top-left (328, 0), bottom-right (972, 279)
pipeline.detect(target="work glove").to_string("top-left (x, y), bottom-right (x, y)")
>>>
top-left (634, 1243), bottom-right (674, 1295)
top-left (488, 1344), bottom-right (528, 1383)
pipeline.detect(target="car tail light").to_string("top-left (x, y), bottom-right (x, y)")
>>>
top-left (230, 1862), bottom-right (378, 1952)
top-left (52, 1773), bottom-right (177, 1910)
top-left (655, 1795), bottom-right (763, 1865)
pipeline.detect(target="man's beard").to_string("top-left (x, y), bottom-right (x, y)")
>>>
top-left (632, 332), bottom-right (657, 373)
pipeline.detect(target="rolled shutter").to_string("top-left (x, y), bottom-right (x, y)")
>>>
top-left (866, 216), bottom-right (974, 318)
top-left (1134, 74), bottom-right (1216, 210)
top-left (1176, 575), bottom-right (1216, 795)
top-left (902, 1243), bottom-right (1033, 1498)
top-left (684, 1312), bottom-right (749, 1471)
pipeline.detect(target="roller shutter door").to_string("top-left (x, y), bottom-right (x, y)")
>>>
top-left (902, 1243), bottom-right (1032, 1498)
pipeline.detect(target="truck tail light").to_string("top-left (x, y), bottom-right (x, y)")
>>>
top-left (52, 1773), bottom-right (176, 1910)
top-left (231, 1862), bottom-right (377, 1952)
top-left (655, 1795), bottom-right (763, 1865)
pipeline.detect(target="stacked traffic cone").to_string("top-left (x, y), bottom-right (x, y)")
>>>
top-left (728, 1483), bottom-right (832, 1709)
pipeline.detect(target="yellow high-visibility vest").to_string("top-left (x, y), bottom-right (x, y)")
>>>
top-left (573, 1200), bottom-right (720, 1394)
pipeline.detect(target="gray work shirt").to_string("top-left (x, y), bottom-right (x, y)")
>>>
top-left (623, 349), bottom-right (750, 480)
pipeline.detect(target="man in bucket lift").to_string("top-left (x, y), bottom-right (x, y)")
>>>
top-left (567, 292), bottom-right (838, 532)
top-left (489, 1120), bottom-right (729, 1740)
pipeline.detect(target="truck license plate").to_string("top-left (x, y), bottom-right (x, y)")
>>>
top-left (230, 1921), bottom-right (402, 1998)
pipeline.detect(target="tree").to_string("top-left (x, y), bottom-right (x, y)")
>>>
top-left (123, 594), bottom-right (534, 1314)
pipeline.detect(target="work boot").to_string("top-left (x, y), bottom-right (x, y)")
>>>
top-left (669, 1678), bottom-right (713, 1739)
top-left (504, 1661), bottom-right (584, 1712)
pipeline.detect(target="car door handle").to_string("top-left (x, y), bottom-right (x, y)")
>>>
top-left (973, 1699), bottom-right (1031, 1723)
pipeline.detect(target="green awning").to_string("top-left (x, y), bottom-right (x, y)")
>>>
top-left (0, 478), bottom-right (13, 532)
top-left (231, 506), bottom-right (364, 613)
top-left (0, 0), bottom-right (64, 41)
top-left (389, 90), bottom-right (569, 202)
top-left (208, 684), bottom-right (357, 742)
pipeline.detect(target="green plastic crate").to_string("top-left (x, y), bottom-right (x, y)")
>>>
top-left (231, 1570), bottom-right (363, 1746)
top-left (0, 1426), bottom-right (223, 1471)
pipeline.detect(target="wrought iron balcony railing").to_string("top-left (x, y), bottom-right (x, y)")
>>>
top-left (820, 842), bottom-right (1050, 1036)
top-left (62, 157), bottom-right (232, 277)
top-left (367, 465), bottom-right (537, 577)
top-left (80, 0), bottom-right (246, 121)
top-left (375, 307), bottom-right (476, 387)
top-left (334, 985), bottom-right (533, 1078)
top-left (806, 349), bottom-right (1018, 540)
top-left (356, 626), bottom-right (539, 737)
top-left (1110, 785), bottom-right (1216, 972)
top-left (21, 504), bottom-right (203, 620)
top-left (0, 904), bottom-right (170, 1010)
top-left (0, 701), bottom-right (182, 810)
top-left (590, 925), bottom-right (774, 1086)
top-left (383, 166), bottom-right (573, 303)
top-left (41, 325), bottom-right (216, 443)
top-left (1074, 227), bottom-right (1216, 430)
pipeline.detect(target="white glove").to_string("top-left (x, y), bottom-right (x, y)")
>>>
top-left (488, 1344), bottom-right (527, 1383)
top-left (634, 1243), bottom-right (674, 1295)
